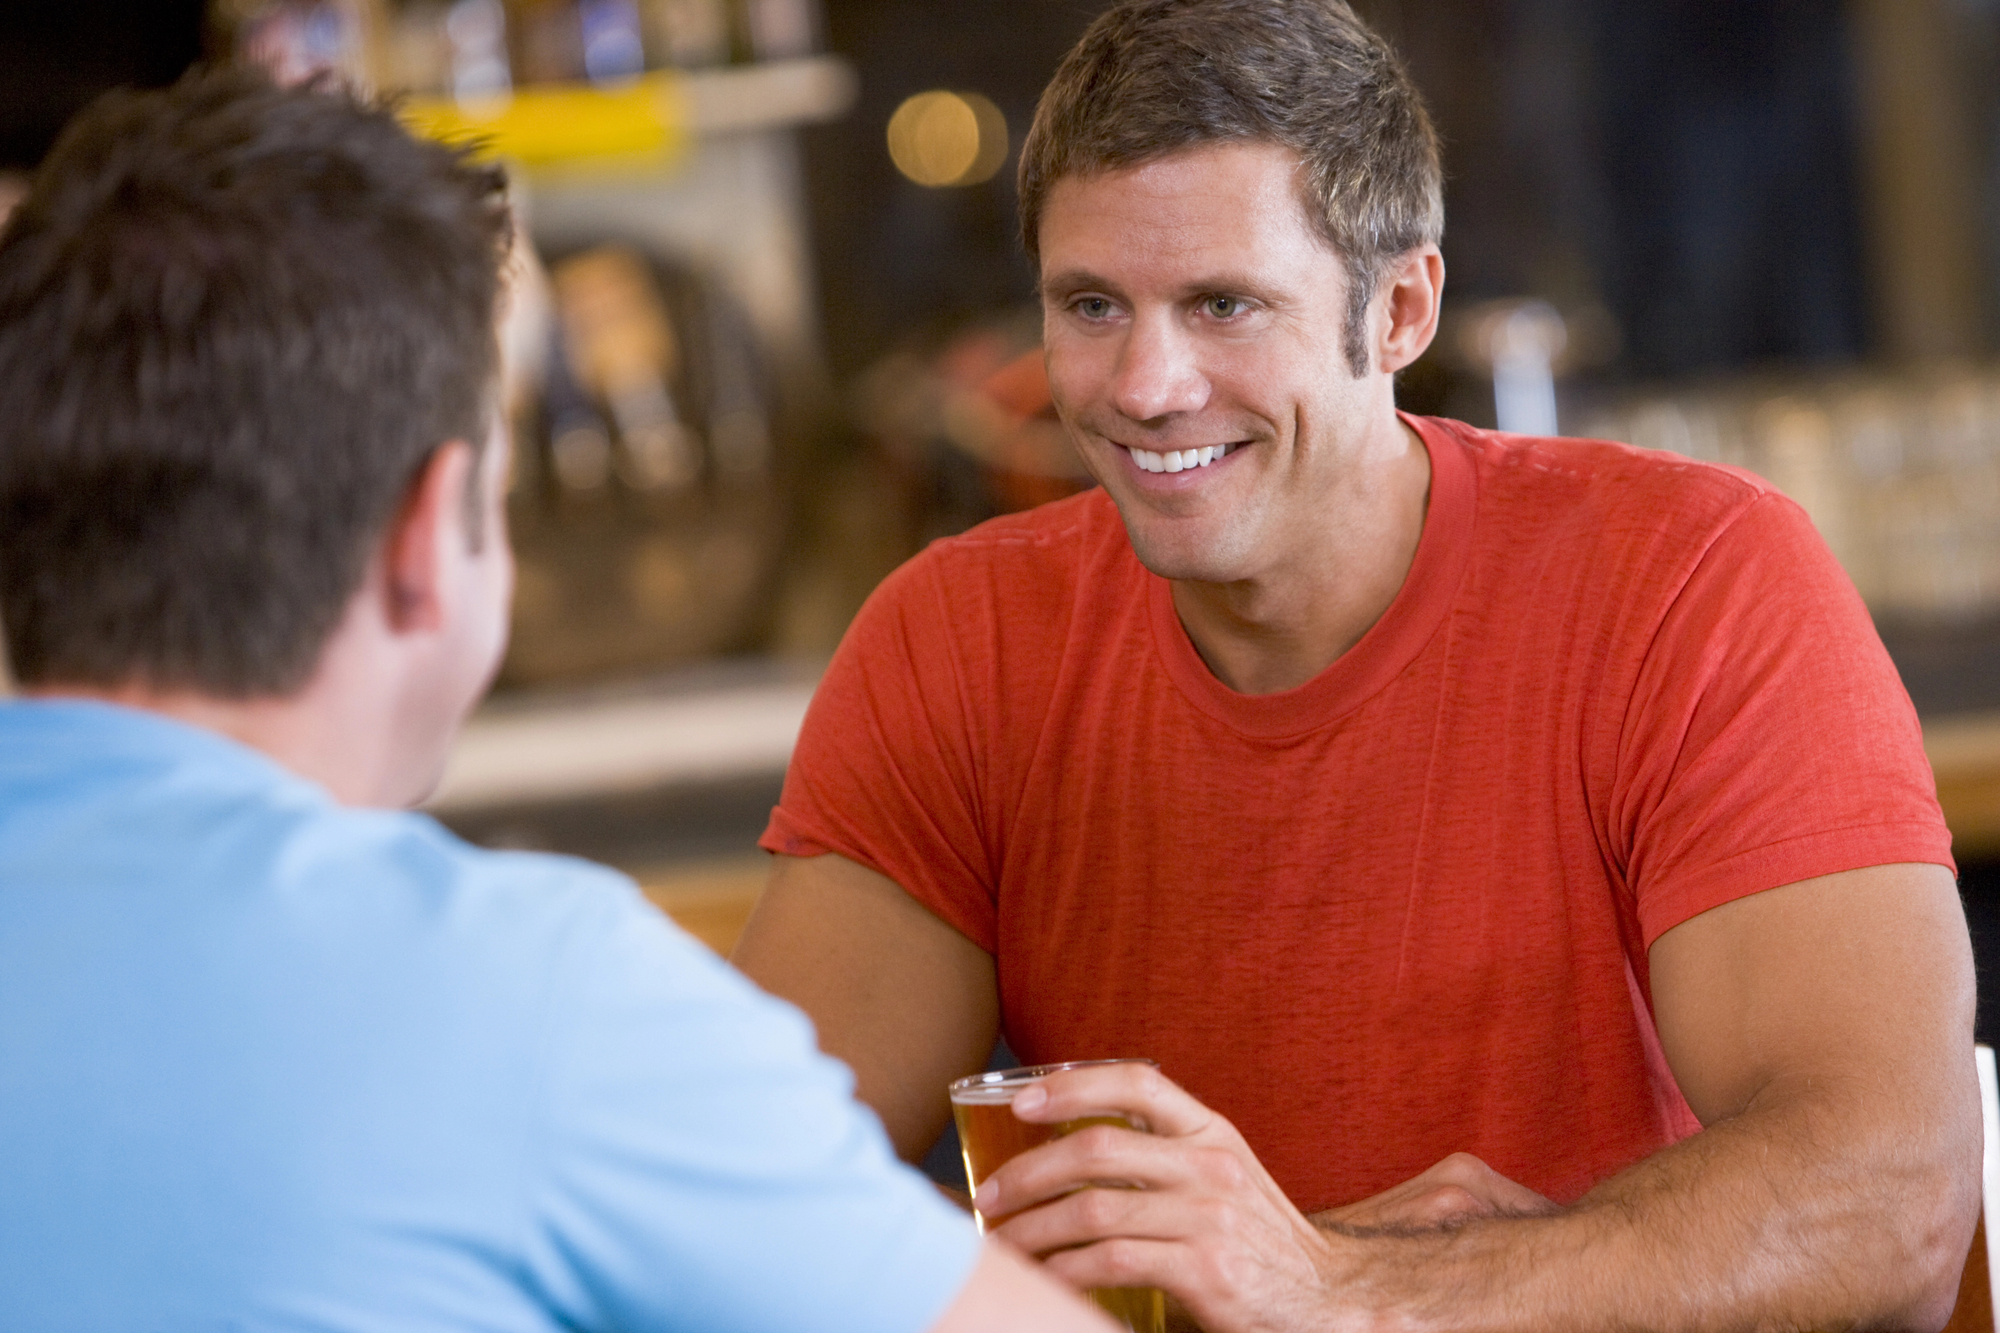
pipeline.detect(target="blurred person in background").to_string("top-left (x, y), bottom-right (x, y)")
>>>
top-left (0, 67), bottom-right (1112, 1333)
top-left (735, 1), bottom-right (1979, 1330)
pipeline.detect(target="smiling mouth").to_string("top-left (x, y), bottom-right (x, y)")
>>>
top-left (1126, 442), bottom-right (1238, 474)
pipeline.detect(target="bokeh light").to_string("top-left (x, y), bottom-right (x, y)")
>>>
top-left (886, 91), bottom-right (1009, 188)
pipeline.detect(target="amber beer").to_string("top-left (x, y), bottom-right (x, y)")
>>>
top-left (949, 1061), bottom-right (1166, 1333)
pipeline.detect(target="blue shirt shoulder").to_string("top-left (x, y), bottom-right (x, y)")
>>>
top-left (0, 700), bottom-right (975, 1333)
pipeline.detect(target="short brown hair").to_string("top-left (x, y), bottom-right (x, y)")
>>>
top-left (0, 67), bottom-right (511, 695)
top-left (1018, 0), bottom-right (1442, 375)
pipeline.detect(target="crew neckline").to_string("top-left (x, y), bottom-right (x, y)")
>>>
top-left (1147, 412), bottom-right (1478, 739)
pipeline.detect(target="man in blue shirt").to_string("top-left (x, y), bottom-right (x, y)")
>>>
top-left (0, 68), bottom-right (1110, 1333)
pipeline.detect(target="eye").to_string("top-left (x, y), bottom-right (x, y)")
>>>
top-left (1204, 295), bottom-right (1246, 319)
top-left (1075, 296), bottom-right (1114, 320)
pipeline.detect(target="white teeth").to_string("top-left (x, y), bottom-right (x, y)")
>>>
top-left (1127, 443), bottom-right (1234, 473)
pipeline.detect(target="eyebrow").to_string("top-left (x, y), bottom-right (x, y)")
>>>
top-left (1038, 267), bottom-right (1113, 302)
top-left (1040, 267), bottom-right (1294, 307)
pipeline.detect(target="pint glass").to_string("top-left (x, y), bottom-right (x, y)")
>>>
top-left (948, 1059), bottom-right (1166, 1333)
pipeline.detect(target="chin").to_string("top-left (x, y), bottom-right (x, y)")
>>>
top-left (1126, 536), bottom-right (1241, 585)
top-left (1121, 514), bottom-right (1254, 585)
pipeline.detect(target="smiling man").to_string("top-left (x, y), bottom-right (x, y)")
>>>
top-left (734, 2), bottom-right (1979, 1331)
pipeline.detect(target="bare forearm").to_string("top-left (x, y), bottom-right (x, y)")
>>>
top-left (1316, 1076), bottom-right (1978, 1333)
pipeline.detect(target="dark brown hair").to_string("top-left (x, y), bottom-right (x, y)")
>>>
top-left (0, 66), bottom-right (511, 695)
top-left (1019, 0), bottom-right (1442, 374)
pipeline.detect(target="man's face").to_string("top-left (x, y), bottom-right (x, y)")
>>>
top-left (1038, 140), bottom-right (1390, 585)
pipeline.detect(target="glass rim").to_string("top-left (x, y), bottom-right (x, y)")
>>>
top-left (948, 1057), bottom-right (1156, 1097)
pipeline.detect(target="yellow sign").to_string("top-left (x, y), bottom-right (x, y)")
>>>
top-left (400, 75), bottom-right (690, 170)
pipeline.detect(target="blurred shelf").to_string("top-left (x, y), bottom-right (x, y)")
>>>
top-left (1929, 710), bottom-right (2000, 861)
top-left (399, 56), bottom-right (856, 171)
top-left (426, 660), bottom-right (818, 814)
top-left (675, 55), bottom-right (858, 136)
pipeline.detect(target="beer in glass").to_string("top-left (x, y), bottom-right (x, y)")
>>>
top-left (949, 1059), bottom-right (1165, 1333)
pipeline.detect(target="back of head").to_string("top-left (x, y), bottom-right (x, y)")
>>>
top-left (1018, 0), bottom-right (1442, 367)
top-left (0, 68), bottom-right (511, 697)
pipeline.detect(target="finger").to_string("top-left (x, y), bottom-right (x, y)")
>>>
top-left (1039, 1234), bottom-right (1252, 1333)
top-left (1036, 1233), bottom-right (1186, 1296)
top-left (990, 1170), bottom-right (1257, 1258)
top-left (1403, 1183), bottom-right (1496, 1226)
top-left (1314, 1182), bottom-right (1477, 1230)
top-left (1011, 1062), bottom-right (1213, 1138)
top-left (1311, 1157), bottom-right (1562, 1232)
top-left (977, 1123), bottom-right (1239, 1217)
top-left (1424, 1153), bottom-right (1559, 1216)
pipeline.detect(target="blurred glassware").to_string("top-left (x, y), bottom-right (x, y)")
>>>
top-left (384, 1), bottom-right (452, 95)
top-left (1577, 364), bottom-right (2000, 625)
top-left (739, 0), bottom-right (818, 62)
top-left (578, 0), bottom-right (645, 84)
top-left (644, 0), bottom-right (729, 67)
top-left (510, 0), bottom-right (585, 85)
top-left (213, 0), bottom-right (379, 87)
top-left (1460, 300), bottom-right (1567, 437)
top-left (445, 0), bottom-right (513, 101)
top-left (1439, 296), bottom-right (1621, 440)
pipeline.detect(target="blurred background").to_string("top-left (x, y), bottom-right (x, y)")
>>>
top-left (3, 1), bottom-right (1998, 1035)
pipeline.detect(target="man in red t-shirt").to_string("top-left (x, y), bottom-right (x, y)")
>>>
top-left (736, 3), bottom-right (1978, 1330)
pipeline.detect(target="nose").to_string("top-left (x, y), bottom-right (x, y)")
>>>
top-left (1111, 311), bottom-right (1209, 422)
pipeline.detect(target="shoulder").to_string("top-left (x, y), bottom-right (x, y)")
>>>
top-left (287, 800), bottom-right (631, 910)
top-left (260, 800), bottom-right (715, 994)
top-left (295, 813), bottom-right (803, 1095)
top-left (885, 487), bottom-right (1126, 601)
top-left (841, 486), bottom-right (1132, 667)
top-left (1423, 418), bottom-right (1798, 570)
top-left (1448, 421), bottom-right (1774, 518)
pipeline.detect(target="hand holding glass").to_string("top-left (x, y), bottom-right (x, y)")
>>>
top-left (949, 1059), bottom-right (1166, 1333)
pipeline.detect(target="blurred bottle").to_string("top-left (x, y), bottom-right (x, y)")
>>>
top-left (543, 333), bottom-right (617, 496)
top-left (578, 0), bottom-right (646, 83)
top-left (445, 0), bottom-right (513, 100)
top-left (643, 0), bottom-right (730, 68)
top-left (384, 1), bottom-right (451, 94)
top-left (705, 314), bottom-right (772, 481)
top-left (735, 0), bottom-right (818, 62)
top-left (552, 246), bottom-right (702, 493)
top-left (214, 0), bottom-right (381, 87)
top-left (509, 0), bottom-right (584, 84)
top-left (382, 0), bottom-right (509, 101)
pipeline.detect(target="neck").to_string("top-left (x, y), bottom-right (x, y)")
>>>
top-left (1171, 417), bottom-right (1431, 695)
top-left (27, 680), bottom-right (403, 805)
top-left (24, 590), bottom-right (449, 809)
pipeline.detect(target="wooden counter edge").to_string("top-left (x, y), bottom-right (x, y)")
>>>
top-left (1928, 710), bottom-right (2000, 863)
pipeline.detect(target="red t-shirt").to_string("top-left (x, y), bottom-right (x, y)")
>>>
top-left (763, 415), bottom-right (1952, 1210)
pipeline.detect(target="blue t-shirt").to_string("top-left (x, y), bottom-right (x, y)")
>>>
top-left (0, 700), bottom-right (979, 1332)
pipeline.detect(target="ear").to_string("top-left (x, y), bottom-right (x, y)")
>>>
top-left (1377, 244), bottom-right (1445, 375)
top-left (380, 440), bottom-right (477, 634)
